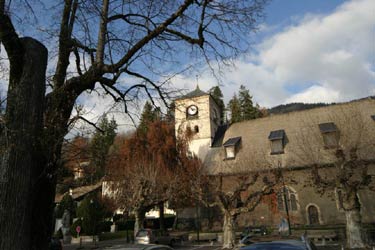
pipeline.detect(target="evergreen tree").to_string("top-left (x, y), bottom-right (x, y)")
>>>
top-left (89, 116), bottom-right (117, 182)
top-left (76, 195), bottom-right (105, 235)
top-left (166, 102), bottom-right (176, 123)
top-left (138, 101), bottom-right (159, 134)
top-left (238, 85), bottom-right (260, 120)
top-left (228, 94), bottom-right (242, 123)
top-left (209, 86), bottom-right (225, 123)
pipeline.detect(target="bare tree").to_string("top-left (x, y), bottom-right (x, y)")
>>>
top-left (201, 158), bottom-right (281, 249)
top-left (0, 0), bottom-right (269, 249)
top-left (293, 104), bottom-right (375, 248)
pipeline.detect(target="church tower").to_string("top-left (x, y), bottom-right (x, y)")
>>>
top-left (174, 86), bottom-right (221, 161)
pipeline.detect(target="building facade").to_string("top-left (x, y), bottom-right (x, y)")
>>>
top-left (175, 88), bottom-right (375, 229)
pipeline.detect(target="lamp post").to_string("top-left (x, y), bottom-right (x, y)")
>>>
top-left (90, 199), bottom-right (98, 248)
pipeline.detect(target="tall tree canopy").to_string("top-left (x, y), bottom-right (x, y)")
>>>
top-left (228, 94), bottom-right (242, 123)
top-left (238, 85), bottom-right (260, 120)
top-left (138, 101), bottom-right (160, 135)
top-left (0, 0), bottom-right (269, 249)
top-left (209, 86), bottom-right (225, 123)
top-left (228, 85), bottom-right (261, 123)
top-left (106, 119), bottom-right (201, 235)
top-left (89, 115), bottom-right (117, 182)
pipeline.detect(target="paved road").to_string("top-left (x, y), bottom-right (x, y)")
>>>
top-left (62, 239), bottom-right (345, 250)
top-left (62, 239), bottom-right (223, 250)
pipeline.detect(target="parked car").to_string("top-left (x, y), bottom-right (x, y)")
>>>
top-left (240, 237), bottom-right (317, 250)
top-left (135, 229), bottom-right (179, 246)
top-left (240, 226), bottom-right (268, 239)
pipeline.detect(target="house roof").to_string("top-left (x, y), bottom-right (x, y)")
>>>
top-left (203, 98), bottom-right (375, 175)
top-left (55, 182), bottom-right (102, 203)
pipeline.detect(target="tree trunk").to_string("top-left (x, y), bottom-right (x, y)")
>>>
top-left (222, 211), bottom-right (236, 249)
top-left (159, 202), bottom-right (165, 231)
top-left (343, 191), bottom-right (365, 249)
top-left (134, 209), bottom-right (146, 238)
top-left (345, 209), bottom-right (365, 248)
top-left (0, 38), bottom-right (48, 250)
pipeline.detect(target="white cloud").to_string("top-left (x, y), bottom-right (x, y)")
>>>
top-left (171, 0), bottom-right (375, 107)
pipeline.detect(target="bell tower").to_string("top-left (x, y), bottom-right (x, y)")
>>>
top-left (174, 86), bottom-right (221, 161)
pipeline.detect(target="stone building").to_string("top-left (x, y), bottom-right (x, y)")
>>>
top-left (174, 87), bottom-right (375, 228)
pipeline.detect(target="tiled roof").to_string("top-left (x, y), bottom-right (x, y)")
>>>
top-left (55, 183), bottom-right (102, 203)
top-left (202, 98), bottom-right (375, 175)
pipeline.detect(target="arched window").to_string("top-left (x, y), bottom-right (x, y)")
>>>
top-left (277, 186), bottom-right (299, 211)
top-left (307, 205), bottom-right (320, 225)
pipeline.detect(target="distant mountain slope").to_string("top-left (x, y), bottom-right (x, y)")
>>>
top-left (268, 96), bottom-right (375, 115)
top-left (268, 102), bottom-right (330, 115)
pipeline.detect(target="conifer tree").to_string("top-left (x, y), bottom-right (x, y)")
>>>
top-left (89, 116), bottom-right (117, 182)
top-left (138, 101), bottom-right (159, 134)
top-left (209, 86), bottom-right (225, 123)
top-left (228, 94), bottom-right (242, 123)
top-left (238, 85), bottom-right (260, 120)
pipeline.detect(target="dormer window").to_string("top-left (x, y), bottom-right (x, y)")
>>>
top-left (268, 129), bottom-right (286, 155)
top-left (223, 137), bottom-right (241, 159)
top-left (319, 122), bottom-right (339, 148)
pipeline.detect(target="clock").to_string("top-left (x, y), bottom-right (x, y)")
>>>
top-left (187, 105), bottom-right (198, 116)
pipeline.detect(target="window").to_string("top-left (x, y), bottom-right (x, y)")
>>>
top-left (223, 137), bottom-right (241, 159)
top-left (194, 125), bottom-right (199, 133)
top-left (268, 130), bottom-right (286, 154)
top-left (371, 115), bottom-right (375, 121)
top-left (277, 187), bottom-right (298, 212)
top-left (319, 122), bottom-right (339, 148)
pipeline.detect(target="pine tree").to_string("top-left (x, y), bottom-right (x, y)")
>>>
top-left (209, 86), bottom-right (225, 123)
top-left (89, 115), bottom-right (117, 182)
top-left (228, 94), bottom-right (242, 123)
top-left (138, 101), bottom-right (159, 134)
top-left (238, 85), bottom-right (260, 120)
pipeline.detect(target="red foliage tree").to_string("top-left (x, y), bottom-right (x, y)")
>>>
top-left (106, 119), bottom-right (201, 235)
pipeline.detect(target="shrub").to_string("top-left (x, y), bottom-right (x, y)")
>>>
top-left (55, 194), bottom-right (76, 219)
top-left (70, 218), bottom-right (83, 237)
top-left (76, 194), bottom-right (105, 235)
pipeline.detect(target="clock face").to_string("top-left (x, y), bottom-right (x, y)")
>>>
top-left (187, 105), bottom-right (198, 116)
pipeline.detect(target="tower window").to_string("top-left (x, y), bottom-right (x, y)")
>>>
top-left (371, 115), bottom-right (375, 121)
top-left (319, 122), bottom-right (339, 148)
top-left (194, 125), bottom-right (199, 133)
top-left (268, 130), bottom-right (286, 154)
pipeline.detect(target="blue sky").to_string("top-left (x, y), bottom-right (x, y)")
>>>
top-left (169, 0), bottom-right (374, 109)
top-left (1, 0), bottom-right (374, 132)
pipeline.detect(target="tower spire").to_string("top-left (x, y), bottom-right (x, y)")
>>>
top-left (195, 75), bottom-right (200, 90)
